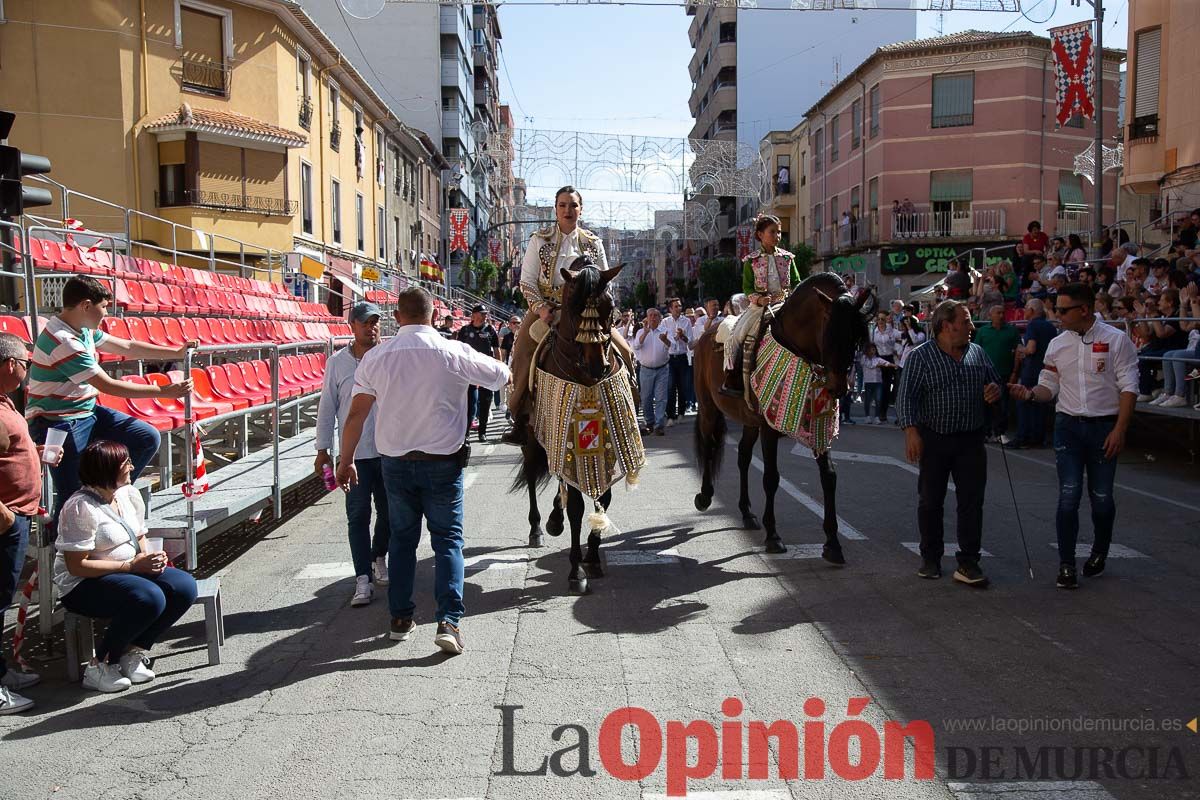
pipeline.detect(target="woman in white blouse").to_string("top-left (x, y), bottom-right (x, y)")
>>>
top-left (55, 441), bottom-right (198, 693)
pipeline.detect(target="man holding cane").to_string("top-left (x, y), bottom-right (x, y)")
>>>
top-left (336, 288), bottom-right (509, 654)
top-left (1008, 283), bottom-right (1138, 589)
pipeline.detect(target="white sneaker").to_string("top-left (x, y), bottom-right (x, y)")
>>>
top-left (666, 418), bottom-right (676, 428)
top-left (1136, 394), bottom-right (1153, 402)
top-left (0, 686), bottom-right (34, 715)
top-left (0, 669), bottom-right (40, 691)
top-left (82, 661), bottom-right (131, 693)
top-left (1160, 395), bottom-right (1189, 408)
top-left (1148, 395), bottom-right (1166, 406)
top-left (372, 556), bottom-right (389, 586)
top-left (1000, 434), bottom-right (1016, 446)
top-left (118, 649), bottom-right (155, 684)
top-left (351, 575), bottom-right (373, 607)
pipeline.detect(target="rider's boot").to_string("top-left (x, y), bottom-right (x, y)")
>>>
top-left (719, 348), bottom-right (744, 397)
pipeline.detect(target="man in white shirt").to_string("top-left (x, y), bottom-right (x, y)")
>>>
top-left (870, 311), bottom-right (900, 422)
top-left (315, 302), bottom-right (388, 607)
top-left (1008, 283), bottom-right (1138, 590)
top-left (503, 186), bottom-right (608, 446)
top-left (336, 288), bottom-right (510, 654)
top-left (632, 307), bottom-right (670, 436)
top-left (660, 298), bottom-right (693, 426)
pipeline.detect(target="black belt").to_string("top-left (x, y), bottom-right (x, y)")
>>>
top-left (393, 450), bottom-right (460, 462)
top-left (1057, 412), bottom-right (1118, 423)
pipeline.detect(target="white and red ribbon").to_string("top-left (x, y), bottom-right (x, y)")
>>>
top-left (181, 423), bottom-right (209, 498)
top-left (736, 224), bottom-right (753, 260)
top-left (63, 218), bottom-right (101, 254)
top-left (449, 209), bottom-right (470, 253)
top-left (1050, 21), bottom-right (1096, 127)
top-left (488, 237), bottom-right (502, 263)
top-left (11, 566), bottom-right (37, 673)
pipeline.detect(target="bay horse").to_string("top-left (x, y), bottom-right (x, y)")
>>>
top-left (511, 258), bottom-right (627, 594)
top-left (693, 273), bottom-right (869, 561)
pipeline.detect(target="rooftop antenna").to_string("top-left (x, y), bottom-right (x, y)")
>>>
top-left (935, 10), bottom-right (944, 35)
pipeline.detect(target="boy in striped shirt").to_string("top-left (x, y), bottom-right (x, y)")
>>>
top-left (26, 277), bottom-right (194, 516)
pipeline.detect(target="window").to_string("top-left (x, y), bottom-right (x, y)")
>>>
top-left (355, 193), bottom-right (365, 252)
top-left (177, 1), bottom-right (232, 96)
top-left (930, 169), bottom-right (973, 235)
top-left (1132, 27), bottom-right (1161, 137)
top-left (868, 176), bottom-right (878, 219)
top-left (932, 73), bottom-right (974, 128)
top-left (300, 162), bottom-right (313, 235)
top-left (830, 115), bottom-right (839, 162)
top-left (296, 51), bottom-right (310, 97)
top-left (1058, 171), bottom-right (1087, 213)
top-left (394, 216), bottom-right (401, 262)
top-left (850, 186), bottom-right (860, 217)
top-left (329, 82), bottom-right (341, 151)
top-left (377, 205), bottom-right (386, 260)
top-left (813, 128), bottom-right (823, 172)
top-left (830, 195), bottom-right (839, 228)
top-left (800, 150), bottom-right (807, 186)
top-left (851, 99), bottom-right (862, 149)
top-left (813, 203), bottom-right (822, 231)
top-left (869, 84), bottom-right (880, 137)
top-left (775, 154), bottom-right (791, 195)
top-left (331, 178), bottom-right (341, 245)
top-left (158, 164), bottom-right (185, 205)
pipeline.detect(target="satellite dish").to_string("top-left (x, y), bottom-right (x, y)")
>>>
top-left (340, 0), bottom-right (386, 20)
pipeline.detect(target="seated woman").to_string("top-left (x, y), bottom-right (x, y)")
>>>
top-left (1152, 289), bottom-right (1200, 408)
top-left (54, 441), bottom-right (198, 693)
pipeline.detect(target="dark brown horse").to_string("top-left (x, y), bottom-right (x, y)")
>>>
top-left (512, 258), bottom-right (625, 594)
top-left (693, 272), bottom-right (869, 561)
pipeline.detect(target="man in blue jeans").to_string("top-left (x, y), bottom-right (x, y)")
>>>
top-left (25, 277), bottom-right (194, 519)
top-left (336, 287), bottom-right (509, 654)
top-left (1009, 283), bottom-right (1139, 589)
top-left (315, 301), bottom-right (388, 608)
top-left (0, 334), bottom-right (43, 713)
top-left (632, 307), bottom-right (670, 436)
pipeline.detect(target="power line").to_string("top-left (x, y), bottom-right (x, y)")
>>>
top-left (334, 0), bottom-right (440, 115)
top-left (498, 45), bottom-right (531, 124)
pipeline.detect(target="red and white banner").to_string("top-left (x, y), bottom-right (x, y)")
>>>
top-left (449, 209), bottom-right (470, 253)
top-left (1050, 21), bottom-right (1096, 127)
top-left (181, 424), bottom-right (209, 498)
top-left (736, 224), bottom-right (753, 260)
top-left (488, 237), bottom-right (502, 263)
top-left (63, 218), bottom-right (100, 254)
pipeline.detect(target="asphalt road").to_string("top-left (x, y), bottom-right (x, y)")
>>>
top-left (3, 412), bottom-right (1199, 800)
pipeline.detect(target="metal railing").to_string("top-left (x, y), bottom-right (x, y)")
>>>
top-left (891, 208), bottom-right (1006, 240)
top-left (298, 96), bottom-right (313, 131)
top-left (1055, 209), bottom-right (1091, 236)
top-left (180, 57), bottom-right (231, 96)
top-left (156, 188), bottom-right (298, 217)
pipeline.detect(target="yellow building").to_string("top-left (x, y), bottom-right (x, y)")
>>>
top-left (0, 0), bottom-right (444, 285)
top-left (1122, 0), bottom-right (1200, 224)
top-left (758, 120), bottom-right (810, 249)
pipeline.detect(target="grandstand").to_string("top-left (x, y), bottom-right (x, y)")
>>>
top-left (0, 180), bottom-right (514, 637)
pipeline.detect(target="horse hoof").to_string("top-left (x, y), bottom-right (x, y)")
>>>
top-left (568, 577), bottom-right (589, 595)
top-left (547, 518), bottom-right (564, 537)
top-left (822, 545), bottom-right (846, 566)
top-left (694, 493), bottom-right (712, 512)
top-left (765, 539), bottom-right (787, 554)
top-left (743, 514), bottom-right (761, 531)
top-left (528, 531), bottom-right (544, 548)
top-left (583, 561), bottom-right (605, 579)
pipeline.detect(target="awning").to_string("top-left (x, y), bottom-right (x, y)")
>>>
top-left (299, 255), bottom-right (324, 280)
top-left (327, 257), bottom-right (365, 298)
top-left (1058, 173), bottom-right (1087, 209)
top-left (930, 170), bottom-right (973, 202)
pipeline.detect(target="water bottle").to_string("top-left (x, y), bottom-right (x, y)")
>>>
top-left (322, 463), bottom-right (337, 491)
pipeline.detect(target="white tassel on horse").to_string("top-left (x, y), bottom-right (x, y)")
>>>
top-left (588, 502), bottom-right (611, 533)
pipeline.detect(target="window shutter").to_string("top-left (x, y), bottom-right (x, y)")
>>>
top-left (930, 170), bottom-right (973, 202)
top-left (1133, 28), bottom-right (1161, 119)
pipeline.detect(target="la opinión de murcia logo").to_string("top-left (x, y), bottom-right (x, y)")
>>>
top-left (496, 697), bottom-right (936, 796)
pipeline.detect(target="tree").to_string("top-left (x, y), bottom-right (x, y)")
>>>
top-left (474, 257), bottom-right (499, 292)
top-left (698, 257), bottom-right (742, 305)
top-left (791, 243), bottom-right (816, 280)
top-left (634, 281), bottom-right (653, 309)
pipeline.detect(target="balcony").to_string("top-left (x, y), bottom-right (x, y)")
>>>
top-left (298, 96), bottom-right (313, 131)
top-left (889, 208), bottom-right (1005, 240)
top-left (179, 56), bottom-right (230, 97)
top-left (330, 120), bottom-right (341, 151)
top-left (1056, 209), bottom-right (1091, 237)
top-left (155, 188), bottom-right (297, 217)
top-left (1128, 115), bottom-right (1158, 142)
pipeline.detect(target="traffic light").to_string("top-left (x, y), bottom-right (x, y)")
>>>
top-left (0, 110), bottom-right (53, 219)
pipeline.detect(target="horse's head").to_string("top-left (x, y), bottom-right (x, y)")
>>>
top-left (558, 257), bottom-right (624, 382)
top-left (776, 273), bottom-right (869, 398)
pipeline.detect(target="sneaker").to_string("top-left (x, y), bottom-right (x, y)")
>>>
top-left (1195, 401), bottom-right (1200, 410)
top-left (351, 575), bottom-right (373, 607)
top-left (1186, 369), bottom-right (1199, 381)
top-left (865, 418), bottom-right (877, 425)
top-left (1056, 565), bottom-right (1078, 590)
top-left (1082, 553), bottom-right (1106, 577)
top-left (654, 427), bottom-right (665, 436)
top-left (389, 617), bottom-right (416, 642)
top-left (0, 669), bottom-right (40, 691)
top-left (666, 418), bottom-right (676, 428)
top-left (1136, 394), bottom-right (1153, 403)
top-left (842, 417), bottom-right (856, 425)
top-left (118, 649), bottom-right (155, 684)
top-left (1148, 394), bottom-right (1167, 406)
top-left (434, 621), bottom-right (465, 655)
top-left (82, 661), bottom-right (131, 693)
top-left (1160, 395), bottom-right (1189, 408)
top-left (0, 686), bottom-right (33, 715)
top-left (372, 556), bottom-right (389, 586)
top-left (917, 561), bottom-right (941, 579)
top-left (1000, 434), bottom-right (1016, 446)
top-left (953, 563), bottom-right (989, 588)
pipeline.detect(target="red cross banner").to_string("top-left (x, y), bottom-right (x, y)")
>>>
top-left (449, 208), bottom-right (470, 253)
top-left (488, 237), bottom-right (502, 263)
top-left (736, 224), bottom-right (753, 260)
top-left (1050, 21), bottom-right (1096, 127)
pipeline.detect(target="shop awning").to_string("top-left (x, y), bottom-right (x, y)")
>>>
top-left (1058, 173), bottom-right (1087, 209)
top-left (327, 257), bottom-right (365, 298)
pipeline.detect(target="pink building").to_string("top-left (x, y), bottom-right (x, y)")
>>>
top-left (804, 30), bottom-right (1123, 278)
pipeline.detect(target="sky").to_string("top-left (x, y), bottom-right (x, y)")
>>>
top-left (495, 0), bottom-right (1129, 210)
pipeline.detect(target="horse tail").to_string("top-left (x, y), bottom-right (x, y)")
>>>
top-left (693, 402), bottom-right (726, 481)
top-left (511, 441), bottom-right (552, 495)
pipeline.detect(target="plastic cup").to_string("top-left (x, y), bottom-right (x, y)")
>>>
top-left (144, 538), bottom-right (164, 553)
top-left (42, 428), bottom-right (67, 465)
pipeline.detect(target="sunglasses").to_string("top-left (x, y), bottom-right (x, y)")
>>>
top-left (7, 356), bottom-right (31, 369)
top-left (1055, 304), bottom-right (1087, 315)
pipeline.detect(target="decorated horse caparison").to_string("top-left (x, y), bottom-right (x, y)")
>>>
top-left (693, 272), bottom-right (869, 561)
top-left (511, 258), bottom-right (644, 594)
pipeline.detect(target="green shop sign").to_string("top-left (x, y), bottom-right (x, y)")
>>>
top-left (882, 242), bottom-right (1016, 275)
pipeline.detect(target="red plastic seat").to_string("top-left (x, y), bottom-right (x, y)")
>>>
top-left (26, 238), bottom-right (58, 270)
top-left (97, 392), bottom-right (176, 431)
top-left (86, 249), bottom-right (115, 275)
top-left (132, 281), bottom-right (160, 313)
top-left (192, 317), bottom-right (217, 345)
top-left (230, 319), bottom-right (254, 344)
top-left (115, 377), bottom-right (186, 427)
top-left (123, 317), bottom-right (151, 346)
top-left (142, 317), bottom-right (173, 348)
top-left (217, 318), bottom-right (239, 344)
top-left (0, 315), bottom-right (31, 344)
top-left (279, 356), bottom-right (315, 393)
top-left (222, 362), bottom-right (272, 405)
top-left (128, 374), bottom-right (216, 420)
top-left (252, 360), bottom-right (290, 400)
top-left (115, 280), bottom-right (144, 313)
top-left (236, 361), bottom-right (285, 400)
top-left (161, 317), bottom-right (188, 347)
top-left (150, 282), bottom-right (180, 314)
top-left (195, 367), bottom-right (248, 411)
top-left (179, 317), bottom-right (200, 344)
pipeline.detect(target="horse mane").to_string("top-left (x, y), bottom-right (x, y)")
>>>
top-left (780, 272), bottom-right (867, 370)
